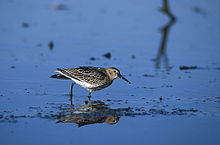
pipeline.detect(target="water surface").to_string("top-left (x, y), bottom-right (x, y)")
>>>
top-left (0, 0), bottom-right (220, 145)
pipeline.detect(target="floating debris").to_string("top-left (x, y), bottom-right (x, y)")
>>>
top-left (143, 74), bottom-right (154, 77)
top-left (193, 7), bottom-right (207, 15)
top-left (48, 41), bottom-right (54, 51)
top-left (179, 66), bottom-right (198, 70)
top-left (52, 3), bottom-right (68, 11)
top-left (103, 52), bottom-right (111, 59)
top-left (22, 23), bottom-right (29, 28)
top-left (159, 96), bottom-right (163, 101)
top-left (10, 66), bottom-right (16, 69)
top-left (90, 57), bottom-right (96, 61)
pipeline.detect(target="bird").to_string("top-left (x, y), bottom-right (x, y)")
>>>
top-left (50, 66), bottom-right (131, 100)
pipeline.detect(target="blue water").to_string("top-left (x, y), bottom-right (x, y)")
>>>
top-left (0, 0), bottom-right (220, 145)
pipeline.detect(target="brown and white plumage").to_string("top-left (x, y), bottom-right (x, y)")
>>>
top-left (51, 66), bottom-right (131, 97)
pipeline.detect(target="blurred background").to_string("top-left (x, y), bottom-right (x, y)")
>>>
top-left (0, 0), bottom-right (220, 145)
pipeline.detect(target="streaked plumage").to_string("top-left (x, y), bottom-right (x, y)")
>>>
top-left (51, 66), bottom-right (131, 99)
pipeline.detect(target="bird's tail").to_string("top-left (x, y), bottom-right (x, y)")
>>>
top-left (50, 74), bottom-right (70, 80)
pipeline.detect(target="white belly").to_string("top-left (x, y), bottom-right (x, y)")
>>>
top-left (71, 78), bottom-right (95, 90)
top-left (57, 70), bottom-right (105, 91)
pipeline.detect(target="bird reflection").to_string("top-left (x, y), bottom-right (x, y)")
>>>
top-left (154, 0), bottom-right (176, 71)
top-left (55, 100), bottom-right (130, 127)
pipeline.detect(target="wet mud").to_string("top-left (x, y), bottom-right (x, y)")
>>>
top-left (0, 99), bottom-right (201, 126)
top-left (0, 0), bottom-right (220, 145)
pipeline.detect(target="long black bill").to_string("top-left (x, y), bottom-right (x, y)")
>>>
top-left (119, 74), bottom-right (131, 84)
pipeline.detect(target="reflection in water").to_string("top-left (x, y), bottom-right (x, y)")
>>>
top-left (56, 100), bottom-right (128, 127)
top-left (155, 0), bottom-right (176, 71)
top-left (0, 99), bottom-right (199, 126)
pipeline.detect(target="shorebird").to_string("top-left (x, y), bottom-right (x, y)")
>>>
top-left (51, 66), bottom-right (131, 100)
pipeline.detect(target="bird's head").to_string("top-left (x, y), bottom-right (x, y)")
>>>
top-left (106, 67), bottom-right (131, 84)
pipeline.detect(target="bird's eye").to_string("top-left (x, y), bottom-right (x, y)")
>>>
top-left (114, 70), bottom-right (117, 73)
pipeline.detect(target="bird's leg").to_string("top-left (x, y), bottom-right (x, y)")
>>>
top-left (70, 83), bottom-right (75, 94)
top-left (88, 91), bottom-right (92, 101)
top-left (70, 83), bottom-right (75, 105)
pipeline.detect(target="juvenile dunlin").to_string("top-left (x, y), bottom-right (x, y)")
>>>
top-left (51, 66), bottom-right (131, 100)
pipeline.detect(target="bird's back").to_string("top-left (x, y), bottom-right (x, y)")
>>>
top-left (57, 67), bottom-right (112, 91)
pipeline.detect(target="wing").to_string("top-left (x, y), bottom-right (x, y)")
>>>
top-left (57, 67), bottom-right (107, 84)
top-left (50, 74), bottom-right (71, 80)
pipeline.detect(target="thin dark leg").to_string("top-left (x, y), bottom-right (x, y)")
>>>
top-left (70, 83), bottom-right (75, 105)
top-left (70, 94), bottom-right (73, 105)
top-left (88, 91), bottom-right (92, 101)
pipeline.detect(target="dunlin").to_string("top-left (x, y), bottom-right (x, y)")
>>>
top-left (51, 66), bottom-right (131, 100)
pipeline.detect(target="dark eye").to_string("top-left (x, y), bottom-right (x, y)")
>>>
top-left (114, 70), bottom-right (117, 73)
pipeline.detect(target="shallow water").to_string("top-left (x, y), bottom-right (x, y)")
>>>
top-left (0, 0), bottom-right (220, 145)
